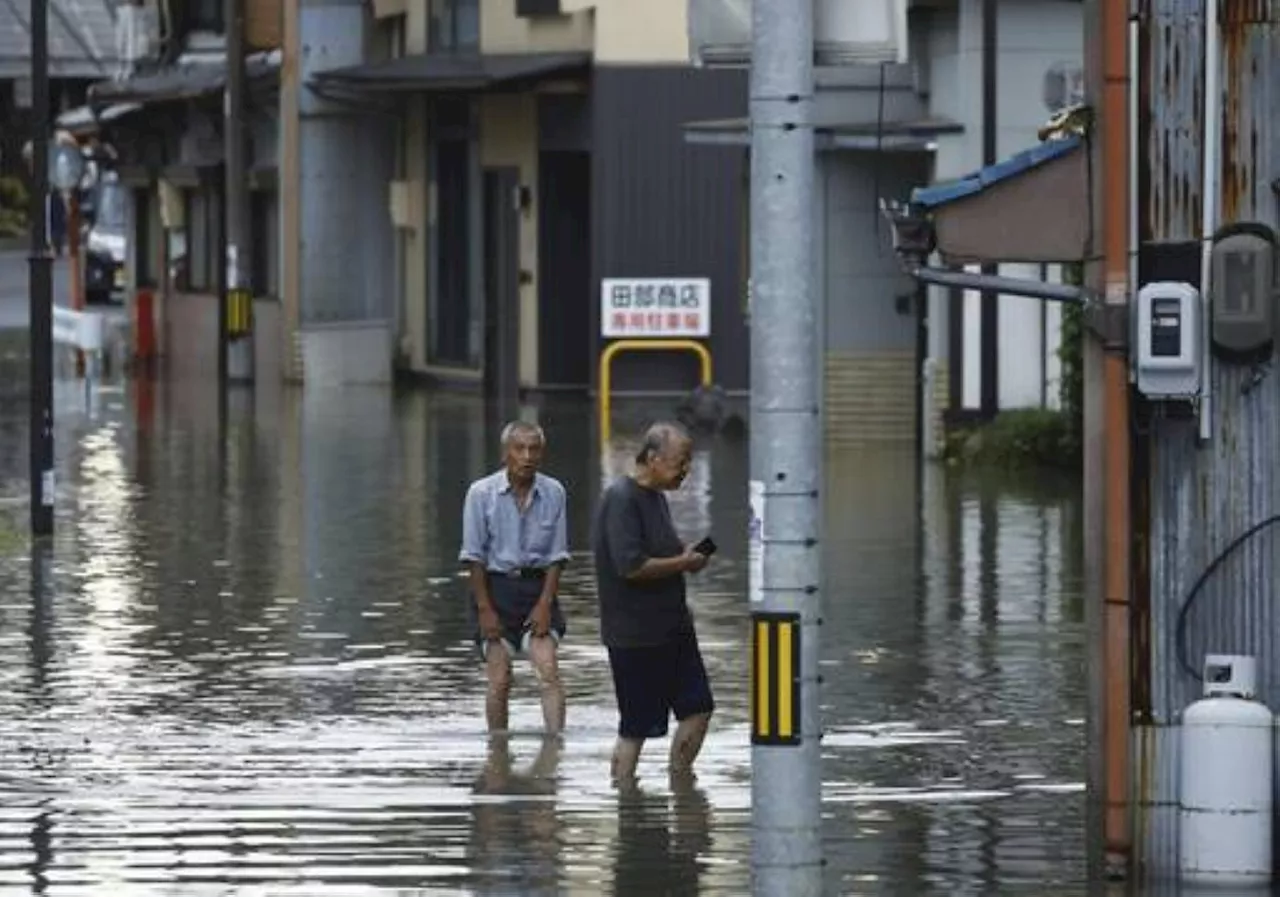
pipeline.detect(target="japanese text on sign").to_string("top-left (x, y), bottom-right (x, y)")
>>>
top-left (601, 278), bottom-right (711, 338)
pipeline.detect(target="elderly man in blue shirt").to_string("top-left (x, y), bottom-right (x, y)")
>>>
top-left (459, 421), bottom-right (570, 735)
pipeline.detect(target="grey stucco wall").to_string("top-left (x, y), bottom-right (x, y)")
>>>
top-left (821, 150), bottom-right (931, 354)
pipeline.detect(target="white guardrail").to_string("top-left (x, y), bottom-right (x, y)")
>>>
top-left (52, 307), bottom-right (105, 354)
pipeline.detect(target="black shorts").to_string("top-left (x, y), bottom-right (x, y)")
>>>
top-left (472, 574), bottom-right (566, 660)
top-left (607, 630), bottom-right (715, 740)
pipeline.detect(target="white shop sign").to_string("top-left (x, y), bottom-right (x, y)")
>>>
top-left (600, 277), bottom-right (711, 338)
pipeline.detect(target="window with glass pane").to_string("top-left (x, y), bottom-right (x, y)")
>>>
top-left (429, 0), bottom-right (478, 51)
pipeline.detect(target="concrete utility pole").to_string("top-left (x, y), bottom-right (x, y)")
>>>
top-left (224, 0), bottom-right (253, 386)
top-left (747, 0), bottom-right (822, 893)
top-left (28, 0), bottom-right (54, 537)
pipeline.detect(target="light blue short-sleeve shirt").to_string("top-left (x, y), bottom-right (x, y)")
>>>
top-left (459, 470), bottom-right (570, 573)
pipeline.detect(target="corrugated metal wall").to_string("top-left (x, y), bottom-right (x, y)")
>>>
top-left (590, 66), bottom-right (748, 394)
top-left (1136, 0), bottom-right (1280, 878)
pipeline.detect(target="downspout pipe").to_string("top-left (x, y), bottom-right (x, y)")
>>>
top-left (1100, 0), bottom-right (1134, 874)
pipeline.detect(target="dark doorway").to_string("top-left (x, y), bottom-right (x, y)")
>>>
top-left (430, 135), bottom-right (473, 367)
top-left (537, 151), bottom-right (591, 389)
top-left (483, 167), bottom-right (521, 418)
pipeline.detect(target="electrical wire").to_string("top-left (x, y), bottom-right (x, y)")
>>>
top-left (1174, 513), bottom-right (1280, 681)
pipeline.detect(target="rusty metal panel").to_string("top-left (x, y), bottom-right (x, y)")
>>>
top-left (1145, 0), bottom-right (1280, 724)
top-left (1142, 0), bottom-right (1205, 242)
top-left (1132, 724), bottom-right (1180, 877)
top-left (1150, 371), bottom-right (1280, 721)
top-left (1219, 0), bottom-right (1273, 222)
top-left (1138, 0), bottom-right (1280, 882)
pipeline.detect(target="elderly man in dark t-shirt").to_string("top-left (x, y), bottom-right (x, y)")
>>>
top-left (592, 421), bottom-right (715, 784)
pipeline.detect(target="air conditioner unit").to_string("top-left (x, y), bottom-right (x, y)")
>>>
top-left (688, 0), bottom-right (909, 67)
top-left (116, 2), bottom-right (161, 66)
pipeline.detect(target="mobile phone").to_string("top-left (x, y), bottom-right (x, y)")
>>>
top-left (693, 536), bottom-right (717, 556)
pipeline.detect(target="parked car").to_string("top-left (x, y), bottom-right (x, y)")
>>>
top-left (84, 174), bottom-right (127, 305)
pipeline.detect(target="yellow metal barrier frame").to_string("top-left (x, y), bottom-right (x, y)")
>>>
top-left (598, 339), bottom-right (713, 445)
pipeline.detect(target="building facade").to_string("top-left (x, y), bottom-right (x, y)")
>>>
top-left (70, 0), bottom-right (284, 386)
top-left (687, 0), bottom-right (1083, 448)
top-left (308, 0), bottom-right (748, 396)
top-left (73, 0), bottom-right (746, 397)
top-left (65, 0), bottom-right (1080, 449)
top-left (1, 0), bottom-right (118, 187)
top-left (924, 0), bottom-right (1083, 453)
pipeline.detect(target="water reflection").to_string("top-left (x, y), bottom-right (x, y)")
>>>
top-left (613, 775), bottom-right (713, 897)
top-left (469, 735), bottom-right (562, 894)
top-left (0, 375), bottom-right (1108, 894)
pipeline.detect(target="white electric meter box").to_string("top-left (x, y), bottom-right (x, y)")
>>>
top-left (1135, 281), bottom-right (1202, 400)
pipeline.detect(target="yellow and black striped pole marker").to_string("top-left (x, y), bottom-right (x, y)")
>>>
top-left (751, 611), bottom-right (801, 746)
top-left (227, 288), bottom-right (254, 339)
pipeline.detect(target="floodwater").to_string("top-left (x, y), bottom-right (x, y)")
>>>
top-left (0, 365), bottom-right (1105, 895)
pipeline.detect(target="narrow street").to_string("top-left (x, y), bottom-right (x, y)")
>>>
top-left (0, 375), bottom-right (1091, 895)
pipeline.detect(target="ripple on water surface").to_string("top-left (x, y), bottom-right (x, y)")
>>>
top-left (0, 384), bottom-right (1090, 895)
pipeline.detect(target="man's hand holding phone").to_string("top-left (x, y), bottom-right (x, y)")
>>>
top-left (681, 535), bottom-right (716, 574)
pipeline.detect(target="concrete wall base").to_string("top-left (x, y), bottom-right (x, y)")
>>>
top-left (300, 320), bottom-right (393, 387)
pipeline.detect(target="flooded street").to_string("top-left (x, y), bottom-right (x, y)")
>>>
top-left (0, 369), bottom-right (1093, 895)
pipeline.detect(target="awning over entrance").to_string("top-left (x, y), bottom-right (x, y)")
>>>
top-left (87, 51), bottom-right (282, 107)
top-left (56, 101), bottom-right (143, 136)
top-left (909, 133), bottom-right (1087, 265)
top-left (683, 116), bottom-right (964, 152)
top-left (310, 52), bottom-right (592, 93)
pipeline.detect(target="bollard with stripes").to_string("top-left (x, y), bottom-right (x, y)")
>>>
top-left (227, 288), bottom-right (254, 340)
top-left (751, 612), bottom-right (802, 747)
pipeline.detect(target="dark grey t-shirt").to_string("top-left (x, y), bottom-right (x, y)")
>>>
top-left (592, 476), bottom-right (693, 649)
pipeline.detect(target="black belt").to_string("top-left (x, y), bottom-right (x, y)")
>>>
top-left (489, 567), bottom-right (547, 580)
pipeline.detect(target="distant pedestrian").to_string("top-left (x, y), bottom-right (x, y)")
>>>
top-left (459, 421), bottom-right (570, 735)
top-left (592, 421), bottom-right (715, 785)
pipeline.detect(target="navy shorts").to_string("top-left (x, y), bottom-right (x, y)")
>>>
top-left (472, 574), bottom-right (566, 661)
top-left (607, 630), bottom-right (715, 740)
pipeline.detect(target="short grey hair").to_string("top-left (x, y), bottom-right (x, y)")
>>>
top-left (500, 420), bottom-right (546, 449)
top-left (635, 421), bottom-right (691, 465)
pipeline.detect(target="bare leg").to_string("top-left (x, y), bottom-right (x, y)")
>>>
top-left (611, 736), bottom-right (644, 786)
top-left (669, 711), bottom-right (711, 776)
top-left (527, 635), bottom-right (565, 735)
top-left (484, 642), bottom-right (513, 733)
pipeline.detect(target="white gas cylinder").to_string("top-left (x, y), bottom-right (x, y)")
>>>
top-left (1179, 654), bottom-right (1274, 886)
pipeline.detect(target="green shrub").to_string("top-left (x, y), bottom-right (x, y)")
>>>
top-left (944, 408), bottom-right (1080, 470)
top-left (0, 175), bottom-right (29, 238)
